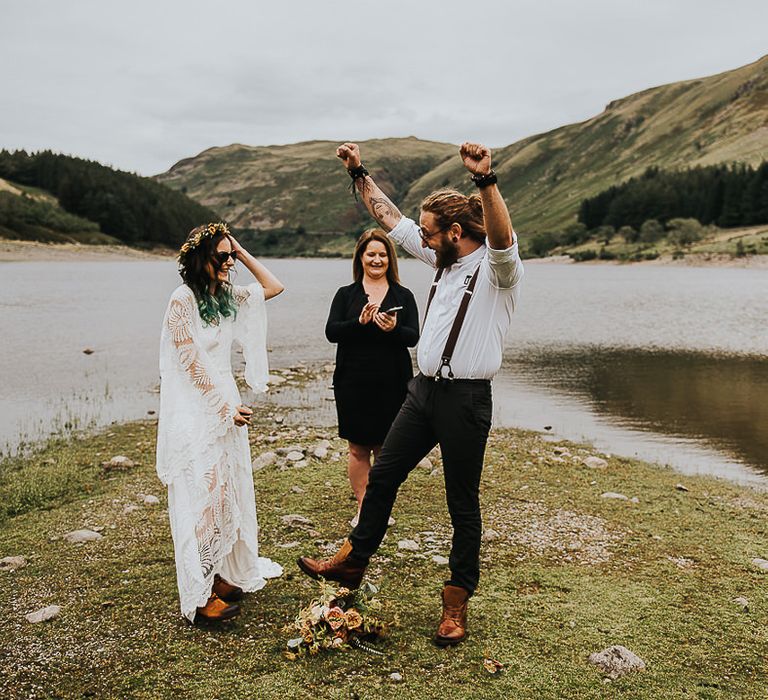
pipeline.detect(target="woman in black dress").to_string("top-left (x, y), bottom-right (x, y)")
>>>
top-left (326, 229), bottom-right (419, 526)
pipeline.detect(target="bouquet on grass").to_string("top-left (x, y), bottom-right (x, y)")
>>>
top-left (284, 580), bottom-right (388, 659)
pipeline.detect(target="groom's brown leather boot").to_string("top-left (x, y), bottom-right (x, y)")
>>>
top-left (213, 574), bottom-right (243, 603)
top-left (194, 593), bottom-right (240, 624)
top-left (433, 584), bottom-right (470, 646)
top-left (297, 539), bottom-right (366, 589)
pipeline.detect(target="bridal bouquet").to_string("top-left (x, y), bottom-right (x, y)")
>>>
top-left (284, 580), bottom-right (388, 659)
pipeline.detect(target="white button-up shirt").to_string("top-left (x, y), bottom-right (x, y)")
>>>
top-left (389, 216), bottom-right (524, 380)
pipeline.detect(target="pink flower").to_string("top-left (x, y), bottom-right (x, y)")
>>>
top-left (324, 606), bottom-right (346, 631)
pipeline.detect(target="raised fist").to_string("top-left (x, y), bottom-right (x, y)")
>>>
top-left (336, 142), bottom-right (362, 170)
top-left (459, 142), bottom-right (492, 176)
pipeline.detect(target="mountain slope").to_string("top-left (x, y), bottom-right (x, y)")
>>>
top-left (156, 137), bottom-right (456, 233)
top-left (402, 54), bottom-right (768, 231)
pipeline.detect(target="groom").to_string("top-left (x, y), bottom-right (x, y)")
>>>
top-left (298, 141), bottom-right (524, 646)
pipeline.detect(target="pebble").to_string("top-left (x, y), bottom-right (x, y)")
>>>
top-left (389, 672), bottom-right (403, 682)
top-left (291, 486), bottom-right (305, 494)
top-left (482, 529), bottom-right (501, 542)
top-left (398, 539), bottom-right (420, 551)
top-left (675, 483), bottom-right (689, 492)
top-left (417, 457), bottom-right (433, 470)
top-left (25, 605), bottom-right (61, 624)
top-left (123, 504), bottom-right (140, 515)
top-left (281, 514), bottom-right (313, 528)
top-left (0, 556), bottom-right (27, 571)
top-left (286, 451), bottom-right (304, 462)
top-left (293, 459), bottom-right (309, 468)
top-left (277, 541), bottom-right (301, 549)
top-left (601, 492), bottom-right (628, 501)
top-left (312, 446), bottom-right (329, 459)
top-left (143, 495), bottom-right (160, 506)
top-left (583, 456), bottom-right (608, 469)
top-left (252, 451), bottom-right (277, 470)
top-left (733, 596), bottom-right (749, 612)
top-left (102, 455), bottom-right (135, 471)
top-left (431, 555), bottom-right (449, 566)
top-left (751, 557), bottom-right (768, 571)
top-left (63, 529), bottom-right (103, 544)
top-left (588, 645), bottom-right (646, 679)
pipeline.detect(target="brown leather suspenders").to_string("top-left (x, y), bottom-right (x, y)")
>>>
top-left (423, 265), bottom-right (481, 380)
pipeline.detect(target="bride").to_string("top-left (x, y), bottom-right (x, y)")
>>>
top-left (156, 222), bottom-right (284, 623)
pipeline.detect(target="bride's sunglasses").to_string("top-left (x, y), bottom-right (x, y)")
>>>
top-left (214, 250), bottom-right (238, 264)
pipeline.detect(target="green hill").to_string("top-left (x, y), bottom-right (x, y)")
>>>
top-left (157, 55), bottom-right (768, 250)
top-left (402, 54), bottom-right (768, 233)
top-left (156, 137), bottom-right (456, 234)
top-left (0, 151), bottom-right (220, 248)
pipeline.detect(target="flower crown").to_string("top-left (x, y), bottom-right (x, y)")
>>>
top-left (178, 222), bottom-right (230, 260)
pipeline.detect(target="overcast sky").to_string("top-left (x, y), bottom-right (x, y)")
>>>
top-left (1, 0), bottom-right (766, 176)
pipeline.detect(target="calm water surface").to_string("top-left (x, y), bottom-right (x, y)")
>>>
top-left (1, 258), bottom-right (766, 485)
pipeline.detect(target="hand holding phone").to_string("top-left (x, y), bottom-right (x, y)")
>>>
top-left (382, 306), bottom-right (403, 315)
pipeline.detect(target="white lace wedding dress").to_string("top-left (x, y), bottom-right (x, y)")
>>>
top-left (156, 282), bottom-right (283, 621)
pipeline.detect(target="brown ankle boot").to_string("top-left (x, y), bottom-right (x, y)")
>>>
top-left (296, 539), bottom-right (366, 589)
top-left (434, 584), bottom-right (469, 646)
top-left (213, 574), bottom-right (243, 603)
top-left (194, 592), bottom-right (240, 624)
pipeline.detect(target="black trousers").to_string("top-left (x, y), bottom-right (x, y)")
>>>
top-left (349, 373), bottom-right (492, 594)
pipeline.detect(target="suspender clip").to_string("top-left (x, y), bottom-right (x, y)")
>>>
top-left (435, 357), bottom-right (455, 381)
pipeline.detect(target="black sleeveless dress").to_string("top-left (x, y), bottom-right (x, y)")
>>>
top-left (325, 281), bottom-right (420, 445)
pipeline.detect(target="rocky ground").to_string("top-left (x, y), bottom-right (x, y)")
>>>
top-left (1, 385), bottom-right (768, 698)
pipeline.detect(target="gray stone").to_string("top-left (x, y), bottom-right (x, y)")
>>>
top-left (291, 485), bottom-right (305, 494)
top-left (123, 504), bottom-right (140, 515)
top-left (601, 492), bottom-right (628, 501)
top-left (431, 555), bottom-right (449, 566)
top-left (267, 374), bottom-right (287, 386)
top-left (142, 495), bottom-right (160, 506)
top-left (588, 645), bottom-right (646, 679)
top-left (312, 446), bottom-right (329, 460)
top-left (630, 497), bottom-right (640, 504)
top-left (63, 529), bottom-right (103, 544)
top-left (25, 605), bottom-right (61, 623)
top-left (583, 456), bottom-right (608, 469)
top-left (398, 539), bottom-right (420, 551)
top-left (675, 483), bottom-right (689, 492)
top-left (0, 556), bottom-right (27, 571)
top-left (293, 459), bottom-right (309, 469)
top-left (277, 541), bottom-right (301, 549)
top-left (286, 451), bottom-right (304, 462)
top-left (252, 451), bottom-right (277, 470)
top-left (102, 455), bottom-right (135, 471)
top-left (417, 457), bottom-right (433, 470)
top-left (482, 529), bottom-right (501, 542)
top-left (281, 514), bottom-right (313, 528)
top-left (276, 444), bottom-right (304, 455)
top-left (389, 672), bottom-right (403, 682)
top-left (751, 557), bottom-right (768, 571)
top-left (733, 596), bottom-right (749, 612)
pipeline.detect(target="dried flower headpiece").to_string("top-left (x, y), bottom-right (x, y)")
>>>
top-left (178, 222), bottom-right (230, 260)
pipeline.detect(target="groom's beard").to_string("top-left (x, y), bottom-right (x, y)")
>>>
top-left (434, 238), bottom-right (460, 269)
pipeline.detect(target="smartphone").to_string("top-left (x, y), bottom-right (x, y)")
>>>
top-left (383, 306), bottom-right (403, 315)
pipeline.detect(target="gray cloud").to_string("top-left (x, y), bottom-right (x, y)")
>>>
top-left (1, 0), bottom-right (766, 175)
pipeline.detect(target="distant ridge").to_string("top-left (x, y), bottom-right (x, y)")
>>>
top-left (157, 55), bottom-right (768, 236)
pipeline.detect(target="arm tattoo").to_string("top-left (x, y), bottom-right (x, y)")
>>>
top-left (355, 176), bottom-right (401, 232)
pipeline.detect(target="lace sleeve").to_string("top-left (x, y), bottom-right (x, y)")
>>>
top-left (232, 283), bottom-right (269, 392)
top-left (166, 290), bottom-right (234, 424)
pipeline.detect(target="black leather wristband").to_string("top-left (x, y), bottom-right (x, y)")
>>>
top-left (470, 170), bottom-right (498, 188)
top-left (347, 164), bottom-right (369, 180)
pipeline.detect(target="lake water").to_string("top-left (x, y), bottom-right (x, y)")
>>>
top-left (1, 257), bottom-right (766, 485)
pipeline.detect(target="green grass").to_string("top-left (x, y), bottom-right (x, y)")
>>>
top-left (2, 413), bottom-right (768, 698)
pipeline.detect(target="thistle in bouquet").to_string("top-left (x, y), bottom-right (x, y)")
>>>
top-left (284, 580), bottom-right (388, 659)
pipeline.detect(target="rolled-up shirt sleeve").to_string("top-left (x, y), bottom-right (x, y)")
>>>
top-left (388, 216), bottom-right (436, 267)
top-left (485, 234), bottom-right (524, 290)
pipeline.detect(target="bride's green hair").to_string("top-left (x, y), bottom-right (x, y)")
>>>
top-left (177, 223), bottom-right (238, 326)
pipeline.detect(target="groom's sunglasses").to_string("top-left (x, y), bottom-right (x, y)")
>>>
top-left (215, 250), bottom-right (238, 264)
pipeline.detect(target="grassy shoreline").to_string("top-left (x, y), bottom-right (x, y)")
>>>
top-left (2, 237), bottom-right (768, 269)
top-left (2, 410), bottom-right (768, 699)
